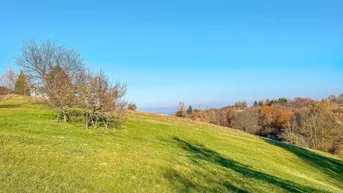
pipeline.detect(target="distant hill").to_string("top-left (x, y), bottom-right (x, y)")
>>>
top-left (139, 106), bottom-right (176, 115)
top-left (1, 96), bottom-right (342, 192)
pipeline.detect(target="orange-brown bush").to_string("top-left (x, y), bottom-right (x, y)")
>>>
top-left (128, 103), bottom-right (137, 111)
top-left (191, 109), bottom-right (210, 122)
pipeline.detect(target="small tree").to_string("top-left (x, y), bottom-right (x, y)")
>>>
top-left (278, 97), bottom-right (288, 105)
top-left (336, 93), bottom-right (343, 104)
top-left (187, 105), bottom-right (193, 115)
top-left (253, 101), bottom-right (258, 106)
top-left (14, 70), bottom-right (30, 95)
top-left (232, 108), bottom-right (260, 134)
top-left (0, 65), bottom-right (17, 93)
top-left (16, 40), bottom-right (84, 93)
top-left (235, 101), bottom-right (248, 109)
top-left (0, 86), bottom-right (10, 95)
top-left (16, 40), bottom-right (85, 121)
top-left (128, 103), bottom-right (137, 111)
top-left (76, 70), bottom-right (127, 129)
top-left (45, 65), bottom-right (75, 121)
top-left (175, 102), bottom-right (186, 118)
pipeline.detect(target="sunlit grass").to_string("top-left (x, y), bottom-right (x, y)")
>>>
top-left (0, 96), bottom-right (342, 192)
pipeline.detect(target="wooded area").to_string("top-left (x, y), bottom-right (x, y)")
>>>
top-left (176, 96), bottom-right (343, 155)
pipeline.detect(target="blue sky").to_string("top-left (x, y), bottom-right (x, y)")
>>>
top-left (1, 0), bottom-right (342, 112)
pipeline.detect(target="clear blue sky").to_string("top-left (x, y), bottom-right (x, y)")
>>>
top-left (1, 0), bottom-right (342, 112)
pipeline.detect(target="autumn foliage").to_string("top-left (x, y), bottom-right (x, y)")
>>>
top-left (179, 96), bottom-right (343, 155)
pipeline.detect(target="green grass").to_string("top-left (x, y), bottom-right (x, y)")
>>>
top-left (1, 96), bottom-right (343, 193)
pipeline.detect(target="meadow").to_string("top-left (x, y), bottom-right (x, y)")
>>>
top-left (0, 96), bottom-right (342, 192)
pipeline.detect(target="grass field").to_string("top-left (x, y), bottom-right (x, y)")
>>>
top-left (0, 96), bottom-right (343, 192)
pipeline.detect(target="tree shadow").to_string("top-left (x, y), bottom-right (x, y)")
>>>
top-left (263, 138), bottom-right (343, 189)
top-left (0, 104), bottom-right (20, 108)
top-left (165, 137), bottom-right (321, 193)
top-left (164, 167), bottom-right (248, 193)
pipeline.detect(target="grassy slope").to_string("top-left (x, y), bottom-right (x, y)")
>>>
top-left (0, 96), bottom-right (342, 193)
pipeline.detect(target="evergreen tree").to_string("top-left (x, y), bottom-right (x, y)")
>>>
top-left (253, 101), bottom-right (258, 106)
top-left (14, 70), bottom-right (30, 95)
top-left (187, 105), bottom-right (193, 115)
top-left (278, 97), bottom-right (288, 105)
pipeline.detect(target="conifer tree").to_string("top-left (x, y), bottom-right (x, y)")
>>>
top-left (14, 70), bottom-right (30, 95)
top-left (253, 101), bottom-right (258, 106)
top-left (187, 105), bottom-right (193, 115)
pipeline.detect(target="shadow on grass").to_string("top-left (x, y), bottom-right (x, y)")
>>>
top-left (0, 104), bottom-right (20, 108)
top-left (165, 137), bottom-right (320, 193)
top-left (164, 167), bottom-right (248, 193)
top-left (263, 139), bottom-right (343, 188)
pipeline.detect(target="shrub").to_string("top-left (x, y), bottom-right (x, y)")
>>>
top-left (0, 86), bottom-right (10, 95)
top-left (175, 102), bottom-right (186, 118)
top-left (191, 109), bottom-right (210, 122)
top-left (128, 103), bottom-right (137, 111)
top-left (67, 108), bottom-right (85, 122)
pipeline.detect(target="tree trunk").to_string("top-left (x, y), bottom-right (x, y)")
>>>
top-left (86, 112), bottom-right (89, 129)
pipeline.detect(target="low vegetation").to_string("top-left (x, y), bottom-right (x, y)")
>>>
top-left (0, 96), bottom-right (343, 192)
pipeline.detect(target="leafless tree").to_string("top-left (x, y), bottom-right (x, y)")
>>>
top-left (45, 65), bottom-right (76, 121)
top-left (232, 108), bottom-right (260, 134)
top-left (0, 65), bottom-right (17, 93)
top-left (15, 40), bottom-right (84, 120)
top-left (75, 70), bottom-right (127, 129)
top-left (128, 102), bottom-right (137, 111)
top-left (175, 102), bottom-right (186, 118)
top-left (16, 40), bottom-right (83, 90)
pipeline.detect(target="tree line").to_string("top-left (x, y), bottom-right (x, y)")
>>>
top-left (0, 40), bottom-right (132, 130)
top-left (176, 96), bottom-right (343, 155)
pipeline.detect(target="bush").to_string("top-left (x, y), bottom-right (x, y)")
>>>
top-left (191, 110), bottom-right (210, 122)
top-left (175, 102), bottom-right (186, 118)
top-left (0, 86), bottom-right (10, 95)
top-left (67, 108), bottom-right (85, 122)
top-left (128, 103), bottom-right (137, 111)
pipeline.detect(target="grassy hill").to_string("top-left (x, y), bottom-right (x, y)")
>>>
top-left (1, 96), bottom-right (343, 192)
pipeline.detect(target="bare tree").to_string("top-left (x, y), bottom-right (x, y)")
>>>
top-left (15, 40), bottom-right (84, 120)
top-left (128, 102), bottom-right (137, 111)
top-left (45, 65), bottom-right (76, 121)
top-left (0, 65), bottom-right (17, 93)
top-left (175, 102), bottom-right (186, 118)
top-left (16, 40), bottom-right (83, 90)
top-left (232, 108), bottom-right (260, 134)
top-left (75, 70), bottom-right (127, 129)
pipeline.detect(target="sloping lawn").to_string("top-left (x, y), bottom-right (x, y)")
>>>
top-left (1, 96), bottom-right (342, 192)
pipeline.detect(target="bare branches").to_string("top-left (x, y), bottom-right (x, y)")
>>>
top-left (75, 70), bottom-right (127, 129)
top-left (16, 40), bottom-right (83, 87)
top-left (0, 65), bottom-right (17, 92)
top-left (14, 39), bottom-right (128, 130)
